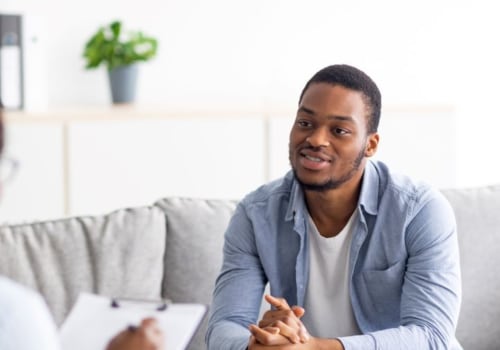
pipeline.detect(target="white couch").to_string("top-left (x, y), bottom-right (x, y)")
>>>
top-left (0, 186), bottom-right (499, 349)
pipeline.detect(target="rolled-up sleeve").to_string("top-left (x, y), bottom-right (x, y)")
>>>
top-left (340, 189), bottom-right (462, 350)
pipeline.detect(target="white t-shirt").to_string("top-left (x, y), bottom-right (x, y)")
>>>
top-left (0, 277), bottom-right (61, 350)
top-left (301, 211), bottom-right (361, 338)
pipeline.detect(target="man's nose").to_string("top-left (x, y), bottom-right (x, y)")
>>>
top-left (306, 128), bottom-right (330, 147)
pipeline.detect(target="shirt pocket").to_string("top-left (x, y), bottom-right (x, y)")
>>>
top-left (360, 259), bottom-right (406, 321)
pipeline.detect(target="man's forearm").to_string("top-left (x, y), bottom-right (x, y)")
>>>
top-left (249, 337), bottom-right (345, 350)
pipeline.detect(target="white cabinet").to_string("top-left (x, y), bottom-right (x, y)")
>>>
top-left (68, 117), bottom-right (265, 217)
top-left (1, 111), bottom-right (266, 222)
top-left (0, 121), bottom-right (65, 223)
top-left (1, 106), bottom-right (457, 223)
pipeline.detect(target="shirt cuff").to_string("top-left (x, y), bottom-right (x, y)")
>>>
top-left (338, 334), bottom-right (376, 350)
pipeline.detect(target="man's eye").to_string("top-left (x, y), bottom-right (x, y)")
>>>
top-left (297, 120), bottom-right (312, 128)
top-left (333, 127), bottom-right (348, 135)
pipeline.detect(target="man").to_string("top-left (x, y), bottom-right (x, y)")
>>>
top-left (0, 108), bottom-right (165, 350)
top-left (206, 64), bottom-right (462, 350)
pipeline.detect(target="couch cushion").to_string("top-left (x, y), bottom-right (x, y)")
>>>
top-left (154, 197), bottom-right (237, 350)
top-left (0, 206), bottom-right (166, 325)
top-left (441, 185), bottom-right (500, 350)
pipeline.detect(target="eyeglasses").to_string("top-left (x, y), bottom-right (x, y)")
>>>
top-left (0, 157), bottom-right (19, 184)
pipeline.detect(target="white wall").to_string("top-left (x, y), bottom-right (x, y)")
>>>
top-left (1, 0), bottom-right (500, 187)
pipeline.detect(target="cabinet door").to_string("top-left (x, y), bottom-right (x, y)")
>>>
top-left (0, 122), bottom-right (65, 223)
top-left (68, 117), bottom-right (265, 216)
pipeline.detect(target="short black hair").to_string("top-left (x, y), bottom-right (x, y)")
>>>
top-left (299, 64), bottom-right (381, 133)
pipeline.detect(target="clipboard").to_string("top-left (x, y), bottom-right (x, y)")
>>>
top-left (59, 292), bottom-right (207, 350)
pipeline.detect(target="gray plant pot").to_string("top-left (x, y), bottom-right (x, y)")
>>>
top-left (107, 64), bottom-right (139, 104)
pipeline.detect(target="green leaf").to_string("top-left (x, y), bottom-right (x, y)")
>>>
top-left (82, 20), bottom-right (158, 71)
top-left (110, 21), bottom-right (121, 40)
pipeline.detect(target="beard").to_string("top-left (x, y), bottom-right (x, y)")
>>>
top-left (291, 146), bottom-right (365, 192)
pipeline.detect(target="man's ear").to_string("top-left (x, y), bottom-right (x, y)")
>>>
top-left (365, 132), bottom-right (379, 157)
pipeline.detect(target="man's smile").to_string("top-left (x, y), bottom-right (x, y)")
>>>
top-left (299, 148), bottom-right (332, 170)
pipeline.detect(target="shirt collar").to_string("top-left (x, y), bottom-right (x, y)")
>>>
top-left (284, 161), bottom-right (380, 220)
top-left (358, 160), bottom-right (379, 216)
top-left (285, 171), bottom-right (306, 221)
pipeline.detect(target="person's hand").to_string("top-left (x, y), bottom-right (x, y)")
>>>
top-left (248, 294), bottom-right (310, 347)
top-left (106, 317), bottom-right (165, 350)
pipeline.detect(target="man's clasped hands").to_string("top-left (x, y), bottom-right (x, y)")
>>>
top-left (248, 295), bottom-right (345, 350)
top-left (249, 294), bottom-right (310, 349)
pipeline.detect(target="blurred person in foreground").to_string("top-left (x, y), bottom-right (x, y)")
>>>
top-left (0, 106), bottom-right (165, 350)
top-left (206, 64), bottom-right (462, 350)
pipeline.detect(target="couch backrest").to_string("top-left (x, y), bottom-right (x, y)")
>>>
top-left (1, 187), bottom-right (499, 350)
top-left (154, 197), bottom-right (237, 350)
top-left (0, 206), bottom-right (166, 325)
top-left (441, 185), bottom-right (500, 350)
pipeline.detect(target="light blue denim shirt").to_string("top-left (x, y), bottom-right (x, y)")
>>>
top-left (206, 160), bottom-right (462, 350)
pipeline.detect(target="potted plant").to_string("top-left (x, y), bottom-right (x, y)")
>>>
top-left (83, 20), bottom-right (158, 104)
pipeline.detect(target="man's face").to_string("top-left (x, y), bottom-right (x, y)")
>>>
top-left (289, 82), bottom-right (378, 192)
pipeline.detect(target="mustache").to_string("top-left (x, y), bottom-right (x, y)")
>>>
top-left (301, 145), bottom-right (323, 151)
top-left (298, 145), bottom-right (333, 158)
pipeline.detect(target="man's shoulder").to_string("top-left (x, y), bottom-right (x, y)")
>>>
top-left (369, 160), bottom-right (442, 205)
top-left (241, 171), bottom-right (295, 207)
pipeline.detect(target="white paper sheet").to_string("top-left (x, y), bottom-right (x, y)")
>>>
top-left (59, 293), bottom-right (206, 350)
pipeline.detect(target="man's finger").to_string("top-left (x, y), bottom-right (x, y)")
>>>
top-left (258, 308), bottom-right (297, 328)
top-left (298, 323), bottom-right (310, 343)
top-left (264, 294), bottom-right (291, 310)
top-left (291, 305), bottom-right (305, 318)
top-left (272, 320), bottom-right (301, 344)
top-left (248, 324), bottom-right (290, 346)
